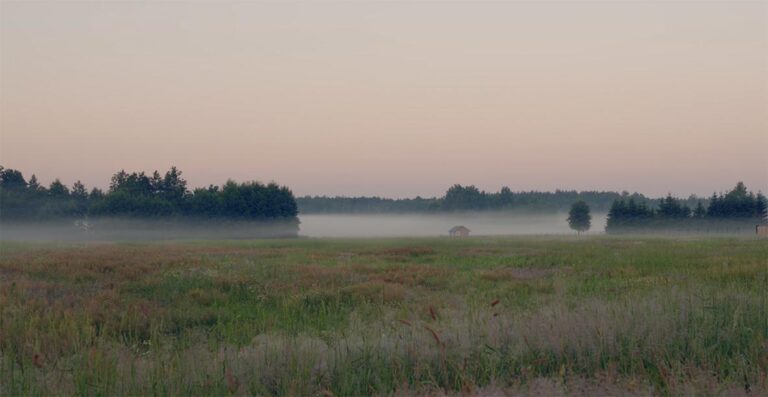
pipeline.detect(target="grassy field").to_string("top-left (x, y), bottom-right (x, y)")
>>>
top-left (1, 236), bottom-right (766, 396)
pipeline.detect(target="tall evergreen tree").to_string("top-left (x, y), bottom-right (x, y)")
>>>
top-left (27, 175), bottom-right (44, 193)
top-left (756, 193), bottom-right (768, 223)
top-left (71, 181), bottom-right (89, 215)
top-left (693, 201), bottom-right (706, 218)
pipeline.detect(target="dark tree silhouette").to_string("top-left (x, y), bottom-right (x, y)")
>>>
top-left (0, 166), bottom-right (298, 222)
top-left (606, 182), bottom-right (765, 233)
top-left (568, 201), bottom-right (591, 235)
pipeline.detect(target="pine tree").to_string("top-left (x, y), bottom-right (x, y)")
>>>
top-left (707, 193), bottom-right (721, 217)
top-left (693, 201), bottom-right (706, 218)
top-left (606, 199), bottom-right (625, 231)
top-left (756, 193), bottom-right (768, 223)
top-left (28, 175), bottom-right (44, 193)
top-left (71, 181), bottom-right (89, 215)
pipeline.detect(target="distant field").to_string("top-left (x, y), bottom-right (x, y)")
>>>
top-left (1, 237), bottom-right (766, 396)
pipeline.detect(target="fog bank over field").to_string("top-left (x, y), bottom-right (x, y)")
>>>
top-left (0, 213), bottom-right (607, 241)
top-left (0, 218), bottom-right (299, 241)
top-left (298, 212), bottom-right (609, 238)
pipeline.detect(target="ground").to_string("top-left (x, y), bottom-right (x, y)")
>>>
top-left (1, 236), bottom-right (766, 396)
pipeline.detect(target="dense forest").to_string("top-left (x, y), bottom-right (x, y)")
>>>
top-left (606, 182), bottom-right (767, 233)
top-left (0, 166), bottom-right (298, 222)
top-left (299, 185), bottom-right (652, 213)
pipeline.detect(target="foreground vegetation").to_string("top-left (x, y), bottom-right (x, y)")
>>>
top-left (1, 236), bottom-right (766, 395)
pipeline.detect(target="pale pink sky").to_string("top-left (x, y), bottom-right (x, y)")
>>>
top-left (1, 1), bottom-right (766, 198)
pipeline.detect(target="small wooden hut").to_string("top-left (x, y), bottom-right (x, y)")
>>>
top-left (449, 225), bottom-right (470, 237)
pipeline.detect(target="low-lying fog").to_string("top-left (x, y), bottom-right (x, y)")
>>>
top-left (298, 212), bottom-right (608, 238)
top-left (0, 213), bottom-right (608, 241)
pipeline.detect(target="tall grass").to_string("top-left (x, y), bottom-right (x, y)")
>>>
top-left (1, 237), bottom-right (766, 395)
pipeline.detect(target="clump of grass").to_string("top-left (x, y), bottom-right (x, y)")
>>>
top-left (340, 281), bottom-right (405, 303)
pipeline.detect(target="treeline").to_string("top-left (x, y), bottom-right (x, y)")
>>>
top-left (0, 166), bottom-right (298, 221)
top-left (606, 182), bottom-right (767, 233)
top-left (298, 185), bottom-right (650, 214)
top-left (440, 185), bottom-right (647, 212)
top-left (296, 196), bottom-right (438, 214)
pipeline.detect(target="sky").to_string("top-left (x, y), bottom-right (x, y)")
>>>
top-left (1, 1), bottom-right (766, 198)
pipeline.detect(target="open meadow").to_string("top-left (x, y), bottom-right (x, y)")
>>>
top-left (1, 236), bottom-right (767, 396)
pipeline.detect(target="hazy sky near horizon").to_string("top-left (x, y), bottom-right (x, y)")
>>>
top-left (1, 1), bottom-right (766, 198)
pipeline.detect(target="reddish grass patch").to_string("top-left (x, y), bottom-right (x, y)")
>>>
top-left (365, 247), bottom-right (436, 259)
top-left (372, 265), bottom-right (454, 288)
top-left (480, 267), bottom-right (560, 281)
top-left (340, 281), bottom-right (405, 303)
